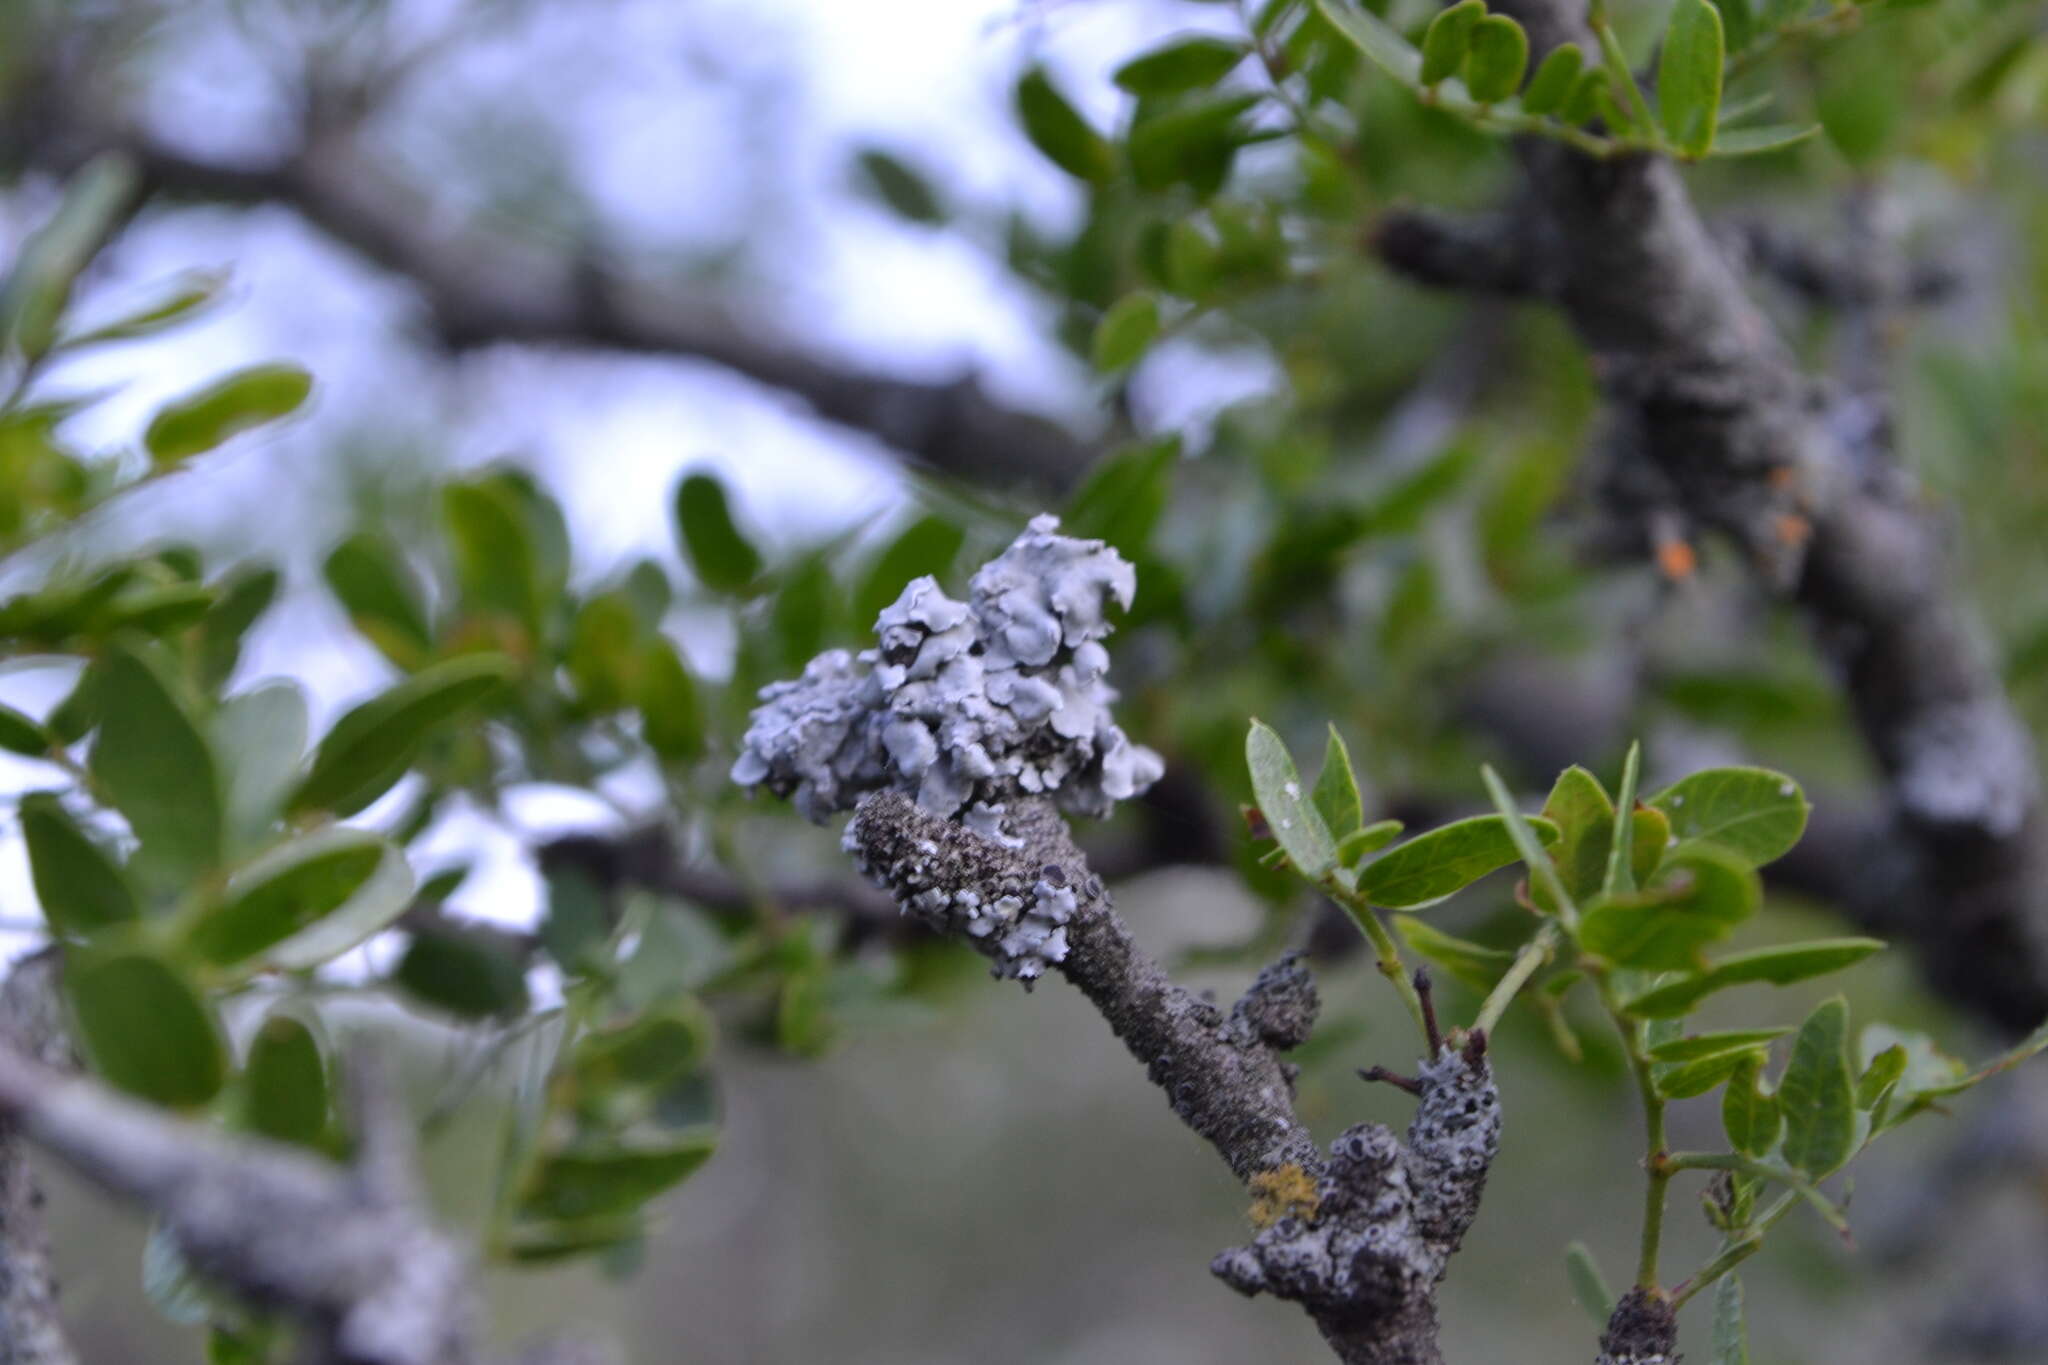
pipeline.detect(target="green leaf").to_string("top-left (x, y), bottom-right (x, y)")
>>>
top-left (1113, 34), bottom-right (1250, 94)
top-left (394, 923), bottom-right (531, 1019)
top-left (1093, 292), bottom-right (1161, 372)
top-left (1357, 813), bottom-right (1560, 910)
top-left (1624, 938), bottom-right (1885, 1017)
top-left (852, 148), bottom-right (947, 225)
top-left (21, 792), bottom-right (138, 938)
top-left (1313, 0), bottom-right (1424, 84)
top-left (58, 269), bottom-right (225, 349)
top-left (1561, 68), bottom-right (1613, 125)
top-left (143, 364), bottom-right (313, 468)
top-left (1855, 1042), bottom-right (1907, 1111)
top-left (1337, 819), bottom-right (1404, 866)
top-left (324, 533), bottom-right (434, 666)
top-left (214, 681), bottom-right (309, 855)
top-left (1649, 766), bottom-right (1809, 866)
top-left (1481, 765), bottom-right (1575, 912)
top-left (443, 478), bottom-right (545, 632)
top-left (566, 591), bottom-right (644, 713)
top-left (1655, 1046), bottom-right (1764, 1099)
top-left (1015, 67), bottom-right (1116, 184)
top-left (1722, 1055), bottom-right (1781, 1156)
top-left (1420, 0), bottom-right (1485, 85)
top-left (854, 515), bottom-right (966, 629)
top-left (1710, 1274), bottom-right (1750, 1365)
top-left (1127, 93), bottom-right (1260, 197)
top-left (637, 635), bottom-right (705, 763)
top-left (1778, 996), bottom-right (1857, 1178)
top-left (289, 654), bottom-right (516, 816)
top-left (1650, 1028), bottom-right (1790, 1063)
top-left (66, 948), bottom-right (226, 1108)
top-left (517, 1133), bottom-right (718, 1221)
top-left (241, 1011), bottom-right (331, 1147)
top-left (1462, 15), bottom-right (1529, 104)
top-left (1565, 1240), bottom-right (1614, 1326)
top-left (673, 472), bottom-right (762, 593)
top-left (1246, 720), bottom-right (1339, 880)
top-left (1630, 804), bottom-right (1672, 885)
top-left (2, 154), bottom-right (139, 358)
top-left (1311, 726), bottom-right (1364, 841)
top-left (0, 701), bottom-right (50, 757)
top-left (1579, 842), bottom-right (1761, 969)
top-left (1541, 765), bottom-right (1614, 903)
top-left (1064, 437), bottom-right (1177, 556)
top-left (196, 566), bottom-right (279, 692)
top-left (1394, 918), bottom-right (1515, 994)
top-left (1604, 741), bottom-right (1643, 895)
top-left (1659, 0), bottom-right (1725, 156)
top-left (87, 642), bottom-right (224, 886)
top-left (568, 1001), bottom-right (715, 1097)
top-left (1521, 43), bottom-right (1585, 116)
top-left (1706, 123), bottom-right (1821, 157)
top-left (184, 829), bottom-right (413, 970)
top-left (771, 556), bottom-right (835, 676)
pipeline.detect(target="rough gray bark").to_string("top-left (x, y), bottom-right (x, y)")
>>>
top-left (0, 952), bottom-right (76, 1365)
top-left (845, 789), bottom-right (1501, 1365)
top-left (1376, 0), bottom-right (2048, 1037)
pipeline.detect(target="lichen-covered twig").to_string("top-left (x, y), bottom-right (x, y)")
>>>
top-left (0, 951), bottom-right (78, 1365)
top-left (736, 518), bottom-right (1505, 1364)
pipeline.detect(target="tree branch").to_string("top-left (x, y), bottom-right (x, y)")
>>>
top-left (0, 952), bottom-right (77, 1365)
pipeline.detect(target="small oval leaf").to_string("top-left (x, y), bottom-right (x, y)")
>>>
top-left (21, 792), bottom-right (138, 938)
top-left (1356, 813), bottom-right (1561, 910)
top-left (289, 654), bottom-right (515, 816)
top-left (66, 948), bottom-right (226, 1108)
top-left (144, 364), bottom-right (312, 467)
top-left (673, 472), bottom-right (762, 594)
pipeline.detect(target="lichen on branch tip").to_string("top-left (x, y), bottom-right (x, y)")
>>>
top-left (731, 513), bottom-right (1164, 833)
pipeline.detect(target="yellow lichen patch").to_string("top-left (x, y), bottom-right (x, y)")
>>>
top-left (1247, 1163), bottom-right (1321, 1228)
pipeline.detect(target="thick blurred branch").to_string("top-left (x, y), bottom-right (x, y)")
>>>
top-left (1376, 0), bottom-right (2048, 1037)
top-left (7, 56), bottom-right (1096, 493)
top-left (0, 952), bottom-right (76, 1365)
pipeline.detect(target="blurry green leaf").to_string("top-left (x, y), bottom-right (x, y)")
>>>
top-left (517, 1133), bottom-right (717, 1221)
top-left (1357, 443), bottom-right (1480, 538)
top-left (772, 554), bottom-right (837, 672)
top-left (1394, 918), bottom-right (1514, 994)
top-left (1521, 43), bottom-right (1584, 115)
top-left (88, 642), bottom-right (223, 886)
top-left (1015, 67), bottom-right (1116, 184)
top-left (21, 792), bottom-right (137, 938)
top-left (1311, 726), bottom-right (1363, 841)
top-left (324, 533), bottom-right (434, 667)
top-left (1093, 292), bottom-right (1161, 372)
top-left (1246, 720), bottom-right (1338, 879)
top-left (853, 148), bottom-right (947, 225)
top-left (1630, 805), bottom-right (1672, 885)
top-left (623, 560), bottom-right (672, 629)
top-left (290, 654), bottom-right (515, 816)
top-left (567, 591), bottom-right (643, 712)
top-left (1649, 1028), bottom-right (1789, 1063)
top-left (673, 472), bottom-right (762, 593)
top-left (1707, 123), bottom-right (1820, 157)
top-left (3, 155), bottom-right (139, 358)
top-left (569, 1000), bottom-right (714, 1096)
top-left (1337, 819), bottom-right (1404, 866)
top-left (1356, 814), bottom-right (1560, 910)
top-left (499, 1215), bottom-right (648, 1264)
top-left (395, 923), bottom-right (531, 1019)
top-left (1164, 220), bottom-right (1220, 294)
top-left (853, 515), bottom-right (967, 629)
top-left (185, 829), bottom-right (413, 970)
top-left (1462, 15), bottom-right (1529, 104)
top-left (241, 1011), bottom-right (330, 1148)
top-left (1723, 1055), bottom-right (1781, 1156)
top-left (1127, 93), bottom-right (1260, 196)
top-left (143, 365), bottom-right (312, 468)
top-left (1421, 1), bottom-right (1484, 85)
top-left (0, 702), bottom-right (51, 757)
top-left (1317, 0), bottom-right (1424, 83)
top-left (443, 478), bottom-right (543, 632)
top-left (1659, 0), bottom-right (1724, 156)
top-left (1565, 1241), bottom-right (1614, 1326)
top-left (66, 947), bottom-right (225, 1108)
top-left (1855, 1042), bottom-right (1907, 1111)
top-left (1778, 996), bottom-right (1856, 1177)
top-left (1064, 437), bottom-right (1177, 557)
top-left (1648, 767), bottom-right (1808, 866)
top-left (1561, 68), bottom-right (1613, 125)
top-left (196, 566), bottom-right (279, 692)
top-left (58, 269), bottom-right (226, 349)
top-left (1579, 842), bottom-right (1760, 969)
top-left (215, 681), bottom-right (309, 855)
top-left (540, 862), bottom-right (612, 976)
top-left (1113, 35), bottom-right (1249, 94)
top-left (637, 635), bottom-right (705, 763)
top-left (1624, 939), bottom-right (1885, 1017)
top-left (1711, 1274), bottom-right (1750, 1365)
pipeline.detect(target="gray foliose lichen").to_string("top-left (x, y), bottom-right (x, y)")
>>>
top-left (731, 514), bottom-right (1165, 834)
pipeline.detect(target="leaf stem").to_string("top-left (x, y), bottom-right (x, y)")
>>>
top-left (1329, 879), bottom-right (1433, 1048)
top-left (1598, 970), bottom-right (1670, 1289)
top-left (1669, 1190), bottom-right (1798, 1309)
top-left (1474, 921), bottom-right (1557, 1034)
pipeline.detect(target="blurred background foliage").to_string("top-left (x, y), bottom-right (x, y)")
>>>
top-left (0, 0), bottom-right (2044, 1360)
